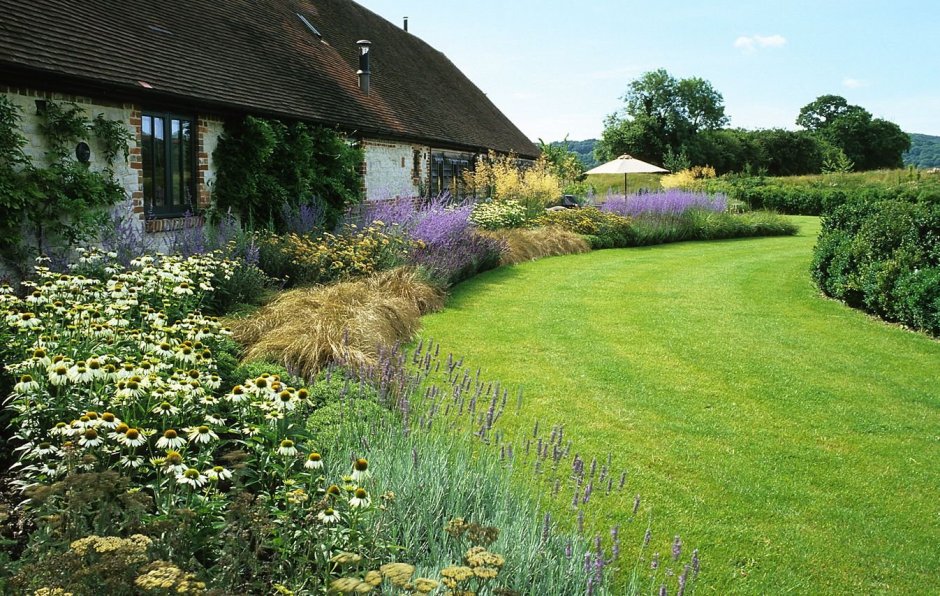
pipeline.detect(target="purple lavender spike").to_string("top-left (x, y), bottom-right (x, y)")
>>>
top-left (691, 549), bottom-right (700, 578)
top-left (633, 494), bottom-right (641, 515)
top-left (672, 535), bottom-right (682, 562)
top-left (678, 564), bottom-right (689, 596)
top-left (644, 528), bottom-right (652, 547)
top-left (651, 552), bottom-right (659, 570)
top-left (619, 471), bottom-right (627, 489)
top-left (577, 509), bottom-right (585, 535)
top-left (541, 513), bottom-right (551, 543)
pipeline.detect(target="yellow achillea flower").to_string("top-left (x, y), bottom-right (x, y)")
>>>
top-left (379, 562), bottom-right (415, 587)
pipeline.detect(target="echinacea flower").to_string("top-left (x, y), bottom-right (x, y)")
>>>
top-left (13, 374), bottom-right (40, 394)
top-left (225, 385), bottom-right (248, 403)
top-left (305, 452), bottom-right (323, 470)
top-left (177, 467), bottom-right (207, 488)
top-left (318, 507), bottom-right (341, 524)
top-left (277, 439), bottom-right (298, 457)
top-left (186, 425), bottom-right (218, 445)
top-left (119, 427), bottom-right (148, 448)
top-left (351, 458), bottom-right (370, 482)
top-left (349, 487), bottom-right (371, 508)
top-left (98, 412), bottom-right (120, 429)
top-left (48, 365), bottom-right (70, 386)
top-left (206, 465), bottom-right (232, 481)
top-left (78, 428), bottom-right (102, 448)
top-left (152, 401), bottom-right (180, 416)
top-left (156, 429), bottom-right (186, 450)
top-left (121, 454), bottom-right (144, 469)
top-left (163, 450), bottom-right (187, 475)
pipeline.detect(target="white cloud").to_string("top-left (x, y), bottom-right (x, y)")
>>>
top-left (842, 77), bottom-right (869, 89)
top-left (734, 34), bottom-right (787, 52)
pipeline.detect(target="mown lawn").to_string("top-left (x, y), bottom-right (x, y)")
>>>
top-left (417, 216), bottom-right (940, 594)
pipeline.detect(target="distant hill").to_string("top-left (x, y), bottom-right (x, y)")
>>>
top-left (549, 139), bottom-right (599, 169)
top-left (904, 133), bottom-right (940, 168)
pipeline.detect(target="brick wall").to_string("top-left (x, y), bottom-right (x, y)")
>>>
top-left (2, 87), bottom-right (224, 237)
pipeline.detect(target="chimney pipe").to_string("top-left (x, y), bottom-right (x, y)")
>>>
top-left (403, 16), bottom-right (408, 32)
top-left (357, 39), bottom-right (372, 94)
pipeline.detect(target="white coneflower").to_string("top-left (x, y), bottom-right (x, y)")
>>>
top-left (205, 374), bottom-right (221, 390)
top-left (349, 487), bottom-right (371, 509)
top-left (31, 348), bottom-right (51, 368)
top-left (226, 385), bottom-right (248, 403)
top-left (175, 345), bottom-right (197, 364)
top-left (78, 428), bottom-right (103, 448)
top-left (163, 450), bottom-right (187, 475)
top-left (118, 427), bottom-right (148, 448)
top-left (173, 282), bottom-right (194, 296)
top-left (152, 401), bottom-right (180, 416)
top-left (156, 429), bottom-right (186, 450)
top-left (109, 423), bottom-right (130, 442)
top-left (86, 358), bottom-right (106, 380)
top-left (177, 467), bottom-right (207, 488)
top-left (318, 508), bottom-right (341, 524)
top-left (204, 414), bottom-right (226, 427)
top-left (49, 421), bottom-right (69, 437)
top-left (273, 390), bottom-right (297, 411)
top-left (39, 462), bottom-right (62, 477)
top-left (13, 374), bottom-right (40, 394)
top-left (351, 458), bottom-right (371, 482)
top-left (152, 342), bottom-right (174, 359)
top-left (48, 364), bottom-right (70, 386)
top-left (33, 442), bottom-right (59, 457)
top-left (277, 439), bottom-right (298, 457)
top-left (305, 452), bottom-right (324, 470)
top-left (98, 412), bottom-right (120, 429)
top-left (186, 425), bottom-right (219, 445)
top-left (205, 465), bottom-right (233, 481)
top-left (120, 454), bottom-right (144, 469)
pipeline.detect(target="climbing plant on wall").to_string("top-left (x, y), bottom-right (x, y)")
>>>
top-left (213, 115), bottom-right (363, 230)
top-left (0, 97), bottom-right (127, 276)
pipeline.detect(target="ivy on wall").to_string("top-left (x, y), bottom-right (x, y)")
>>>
top-left (212, 116), bottom-right (363, 230)
top-left (0, 97), bottom-right (127, 276)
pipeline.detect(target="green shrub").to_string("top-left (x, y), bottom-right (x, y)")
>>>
top-left (468, 199), bottom-right (528, 230)
top-left (812, 195), bottom-right (940, 335)
top-left (305, 397), bottom-right (391, 454)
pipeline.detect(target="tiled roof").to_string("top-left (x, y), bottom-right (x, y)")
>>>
top-left (0, 0), bottom-right (538, 158)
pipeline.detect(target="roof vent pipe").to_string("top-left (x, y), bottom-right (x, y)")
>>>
top-left (357, 39), bottom-right (372, 95)
top-left (403, 16), bottom-right (408, 32)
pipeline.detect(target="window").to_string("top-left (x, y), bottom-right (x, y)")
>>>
top-left (429, 151), bottom-right (473, 198)
top-left (141, 112), bottom-right (196, 217)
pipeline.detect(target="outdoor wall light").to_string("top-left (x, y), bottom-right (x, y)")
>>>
top-left (75, 141), bottom-right (91, 163)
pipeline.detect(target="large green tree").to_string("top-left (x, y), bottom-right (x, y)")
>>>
top-left (796, 95), bottom-right (910, 170)
top-left (596, 69), bottom-right (728, 164)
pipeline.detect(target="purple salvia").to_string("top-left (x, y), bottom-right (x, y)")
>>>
top-left (672, 535), bottom-right (682, 562)
top-left (583, 482), bottom-right (593, 504)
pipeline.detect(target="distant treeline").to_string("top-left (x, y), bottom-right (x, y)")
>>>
top-left (555, 132), bottom-right (940, 174)
top-left (905, 133), bottom-right (940, 169)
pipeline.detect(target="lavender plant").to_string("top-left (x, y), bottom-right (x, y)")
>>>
top-left (600, 189), bottom-right (728, 217)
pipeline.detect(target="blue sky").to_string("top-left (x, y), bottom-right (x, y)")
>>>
top-left (357, 0), bottom-right (940, 142)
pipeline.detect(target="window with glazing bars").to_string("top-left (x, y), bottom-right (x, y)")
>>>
top-left (141, 112), bottom-right (196, 217)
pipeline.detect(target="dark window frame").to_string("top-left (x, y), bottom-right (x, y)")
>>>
top-left (141, 110), bottom-right (197, 219)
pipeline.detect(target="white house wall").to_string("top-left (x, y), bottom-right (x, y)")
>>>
top-left (362, 140), bottom-right (429, 200)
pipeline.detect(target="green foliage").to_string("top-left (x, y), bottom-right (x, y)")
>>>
top-left (549, 138), bottom-right (598, 169)
top-left (213, 116), bottom-right (363, 229)
top-left (90, 113), bottom-right (133, 168)
top-left (306, 397), bottom-right (389, 453)
top-left (904, 133), bottom-right (940, 168)
top-left (536, 207), bottom-right (634, 248)
top-left (0, 98), bottom-right (127, 274)
top-left (538, 136), bottom-right (586, 189)
top-left (797, 94), bottom-right (911, 171)
top-left (812, 194), bottom-right (940, 334)
top-left (598, 69), bottom-right (727, 164)
top-left (468, 199), bottom-right (527, 230)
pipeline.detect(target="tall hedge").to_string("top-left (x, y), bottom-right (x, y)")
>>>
top-left (811, 194), bottom-right (940, 335)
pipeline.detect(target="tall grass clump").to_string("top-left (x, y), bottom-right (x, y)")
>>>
top-left (483, 227), bottom-right (590, 265)
top-left (233, 267), bottom-right (445, 377)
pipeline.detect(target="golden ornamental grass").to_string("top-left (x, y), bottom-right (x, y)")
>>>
top-left (232, 267), bottom-right (444, 378)
top-left (484, 226), bottom-right (590, 265)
